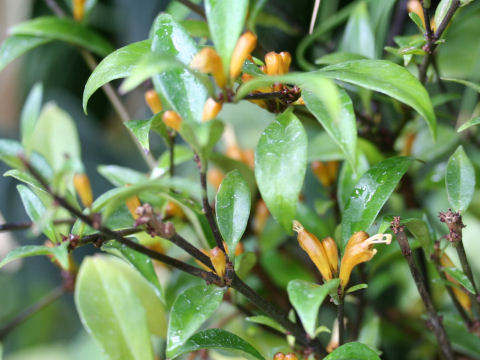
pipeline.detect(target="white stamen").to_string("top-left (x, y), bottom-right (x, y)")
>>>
top-left (292, 220), bottom-right (304, 233)
top-left (366, 233), bottom-right (392, 245)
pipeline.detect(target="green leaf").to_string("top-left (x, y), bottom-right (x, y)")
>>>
top-left (315, 52), bottom-right (367, 65)
top-left (287, 279), bottom-right (340, 338)
top-left (173, 329), bottom-right (265, 360)
top-left (124, 120), bottom-right (151, 153)
top-left (75, 256), bottom-right (162, 360)
top-left (337, 154), bottom-right (369, 212)
top-left (20, 83), bottom-right (43, 154)
top-left (443, 313), bottom-right (480, 358)
top-left (255, 111), bottom-right (307, 232)
top-left (245, 316), bottom-right (286, 334)
top-left (151, 14), bottom-right (208, 123)
top-left (10, 16), bottom-right (114, 57)
top-left (403, 217), bottom-right (433, 256)
top-left (446, 146), bottom-right (475, 212)
top-left (443, 267), bottom-right (475, 294)
top-left (346, 283), bottom-right (368, 294)
top-left (83, 39), bottom-right (151, 112)
top-left (324, 342), bottom-right (381, 360)
top-left (340, 1), bottom-right (375, 58)
top-left (303, 88), bottom-right (357, 168)
top-left (234, 252), bottom-right (257, 278)
top-left (215, 170), bottom-right (251, 261)
top-left (435, 0), bottom-right (453, 31)
top-left (0, 242), bottom-right (69, 270)
top-left (409, 12), bottom-right (426, 32)
top-left (17, 185), bottom-right (57, 242)
top-left (457, 117), bottom-right (480, 132)
top-left (180, 119), bottom-right (224, 166)
top-left (205, 0), bottom-right (249, 76)
top-left (341, 156), bottom-right (413, 248)
top-left (97, 165), bottom-right (147, 187)
top-left (0, 35), bottom-right (51, 72)
top-left (441, 77), bottom-right (480, 93)
top-left (0, 139), bottom-right (25, 169)
top-left (319, 60), bottom-right (437, 140)
top-left (167, 285), bottom-right (226, 358)
top-left (153, 145), bottom-right (194, 178)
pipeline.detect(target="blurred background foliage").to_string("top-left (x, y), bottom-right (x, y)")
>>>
top-left (1, 0), bottom-right (480, 359)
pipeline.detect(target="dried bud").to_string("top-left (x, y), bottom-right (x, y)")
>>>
top-left (210, 246), bottom-right (227, 278)
top-left (73, 173), bottom-right (93, 208)
top-left (162, 110), bottom-right (182, 132)
top-left (126, 196), bottom-right (142, 219)
top-left (191, 47), bottom-right (226, 88)
top-left (202, 97), bottom-right (222, 122)
top-left (230, 32), bottom-right (258, 79)
top-left (73, 0), bottom-right (86, 21)
top-left (144, 89), bottom-right (162, 114)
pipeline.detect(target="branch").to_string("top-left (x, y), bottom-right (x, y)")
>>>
top-left (176, 0), bottom-right (206, 19)
top-left (391, 217), bottom-right (455, 360)
top-left (0, 218), bottom-right (75, 232)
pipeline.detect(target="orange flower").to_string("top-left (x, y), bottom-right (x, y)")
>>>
top-left (191, 47), bottom-right (226, 88)
top-left (73, 173), bottom-right (93, 208)
top-left (162, 110), bottom-right (182, 132)
top-left (126, 196), bottom-right (141, 219)
top-left (230, 32), bottom-right (258, 80)
top-left (311, 161), bottom-right (339, 187)
top-left (164, 201), bottom-right (184, 218)
top-left (144, 89), bottom-right (163, 114)
top-left (210, 246), bottom-right (226, 278)
top-left (202, 97), bottom-right (222, 122)
top-left (73, 0), bottom-right (86, 21)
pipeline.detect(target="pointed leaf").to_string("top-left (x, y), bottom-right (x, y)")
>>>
top-left (341, 156), bottom-right (413, 248)
top-left (340, 1), bottom-right (375, 58)
top-left (457, 117), bottom-right (480, 132)
top-left (124, 119), bottom-right (151, 153)
top-left (255, 111), bottom-right (307, 232)
top-left (97, 165), bottom-right (147, 187)
top-left (446, 146), bottom-right (475, 212)
top-left (287, 279), bottom-right (340, 338)
top-left (441, 77), bottom-right (480, 93)
top-left (246, 315), bottom-right (286, 334)
top-left (167, 285), bottom-right (226, 358)
top-left (0, 35), bottom-right (51, 72)
top-left (319, 60), bottom-right (436, 139)
top-left (20, 83), bottom-right (43, 153)
top-left (324, 342), bottom-right (380, 360)
top-left (173, 329), bottom-right (265, 360)
top-left (0, 242), bottom-right (69, 270)
top-left (215, 170), bottom-right (251, 261)
top-left (443, 267), bottom-right (475, 294)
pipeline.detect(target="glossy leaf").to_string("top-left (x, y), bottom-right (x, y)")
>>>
top-left (167, 285), bottom-right (226, 358)
top-left (215, 170), bottom-right (251, 260)
top-left (403, 217), bottom-right (433, 256)
top-left (255, 111), bottom-right (307, 232)
top-left (287, 279), bottom-right (340, 338)
top-left (324, 342), bottom-right (380, 360)
top-left (341, 156), bottom-right (413, 248)
top-left (319, 60), bottom-right (437, 139)
top-left (20, 83), bottom-right (43, 153)
top-left (303, 88), bottom-right (357, 168)
top-left (124, 120), bottom-right (151, 153)
top-left (441, 77), bottom-right (480, 93)
top-left (205, 0), bottom-right (249, 75)
top-left (315, 52), bottom-right (367, 65)
top-left (0, 242), bottom-right (69, 270)
top-left (234, 252), bottom-right (257, 278)
top-left (0, 35), bottom-right (51, 72)
top-left (10, 16), bottom-right (114, 56)
top-left (337, 154), bottom-right (369, 212)
top-left (75, 256), bottom-right (159, 360)
top-left (435, 0), bottom-right (453, 30)
top-left (0, 139), bottom-right (25, 169)
top-left (346, 283), bottom-right (368, 294)
top-left (83, 39), bottom-right (152, 112)
top-left (180, 119), bottom-right (224, 166)
top-left (457, 117), bottom-right (480, 132)
top-left (151, 14), bottom-right (208, 123)
top-left (340, 1), bottom-right (375, 58)
top-left (443, 267), bottom-right (475, 294)
top-left (409, 12), bottom-right (425, 32)
top-left (446, 146), bottom-right (475, 212)
top-left (97, 165), bottom-right (147, 187)
top-left (246, 316), bottom-right (286, 334)
top-left (173, 329), bottom-right (264, 360)
top-left (17, 185), bottom-right (57, 242)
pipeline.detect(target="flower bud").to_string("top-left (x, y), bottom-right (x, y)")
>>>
top-left (407, 0), bottom-right (426, 28)
top-left (226, 144), bottom-right (244, 161)
top-left (195, 249), bottom-right (212, 272)
top-left (191, 47), bottom-right (226, 88)
top-left (440, 253), bottom-right (471, 311)
top-left (165, 201), bottom-right (184, 218)
top-left (162, 110), bottom-right (182, 132)
top-left (126, 196), bottom-right (141, 219)
top-left (73, 173), bottom-right (93, 208)
top-left (273, 353), bottom-right (285, 360)
top-left (230, 32), bottom-right (258, 80)
top-left (144, 89), bottom-right (163, 114)
top-left (202, 98), bottom-right (222, 122)
top-left (279, 52), bottom-right (292, 74)
top-left (284, 354), bottom-right (298, 360)
top-left (73, 0), bottom-right (86, 21)
top-left (210, 246), bottom-right (226, 278)
top-left (323, 236), bottom-right (339, 276)
top-left (326, 161), bottom-right (339, 183)
top-left (264, 52), bottom-right (283, 76)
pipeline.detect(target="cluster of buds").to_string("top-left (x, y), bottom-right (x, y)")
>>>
top-left (273, 352), bottom-right (298, 360)
top-left (73, 173), bottom-right (93, 208)
top-left (311, 161), bottom-right (339, 188)
top-left (293, 221), bottom-right (391, 290)
top-left (439, 253), bottom-right (471, 311)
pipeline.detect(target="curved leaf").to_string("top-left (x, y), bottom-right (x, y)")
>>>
top-left (446, 146), bottom-right (475, 212)
top-left (324, 342), bottom-right (380, 360)
top-left (215, 170), bottom-right (251, 260)
top-left (10, 16), bottom-right (114, 57)
top-left (457, 117), bottom-right (480, 132)
top-left (255, 111), bottom-right (307, 232)
top-left (0, 242), bottom-right (69, 270)
top-left (441, 77), bottom-right (480, 93)
top-left (341, 156), bottom-right (413, 249)
top-left (319, 60), bottom-right (436, 140)
top-left (0, 35), bottom-right (51, 72)
top-left (167, 285), bottom-right (226, 358)
top-left (173, 329), bottom-right (265, 360)
top-left (443, 267), bottom-right (475, 294)
top-left (83, 39), bottom-right (152, 112)
top-left (340, 1), bottom-right (375, 58)
top-left (20, 82), bottom-right (43, 153)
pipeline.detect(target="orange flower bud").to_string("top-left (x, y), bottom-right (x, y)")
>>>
top-left (323, 236), bottom-right (339, 276)
top-left (440, 253), bottom-right (471, 311)
top-left (241, 149), bottom-right (255, 169)
top-left (73, 173), bottom-right (93, 208)
top-left (241, 73), bottom-right (254, 83)
top-left (284, 353), bottom-right (298, 360)
top-left (73, 0), bottom-right (86, 21)
top-left (162, 110), bottom-right (182, 132)
top-left (144, 89), bottom-right (163, 114)
top-left (210, 246), bottom-right (226, 278)
top-left (311, 161), bottom-right (332, 187)
top-left (293, 220), bottom-right (333, 281)
top-left (407, 0), bottom-right (425, 27)
top-left (191, 47), bottom-right (226, 88)
top-left (401, 132), bottom-right (416, 156)
top-left (279, 52), bottom-right (292, 74)
top-left (165, 201), bottom-right (184, 218)
top-left (207, 168), bottom-right (224, 190)
top-left (226, 144), bottom-right (244, 161)
top-left (254, 199), bottom-right (269, 235)
top-left (202, 97), bottom-right (222, 122)
top-left (230, 32), bottom-right (258, 80)
top-left (195, 249), bottom-right (212, 272)
top-left (264, 52), bottom-right (283, 76)
top-left (273, 353), bottom-right (285, 360)
top-left (126, 196), bottom-right (141, 219)
top-left (339, 232), bottom-right (391, 288)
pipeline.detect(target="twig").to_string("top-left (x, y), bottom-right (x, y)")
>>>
top-left (391, 217), bottom-right (454, 360)
top-left (0, 218), bottom-right (75, 232)
top-left (456, 241), bottom-right (480, 318)
top-left (431, 57), bottom-right (456, 117)
top-left (0, 286), bottom-right (65, 340)
top-left (243, 91), bottom-right (285, 100)
top-left (44, 0), bottom-right (66, 16)
top-left (338, 300), bottom-right (345, 346)
top-left (309, 0), bottom-right (321, 35)
top-left (176, 0), bottom-right (206, 19)
top-left (169, 133), bottom-right (176, 178)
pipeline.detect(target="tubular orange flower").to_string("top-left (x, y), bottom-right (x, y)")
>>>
top-left (311, 161), bottom-right (332, 187)
top-left (144, 89), bottom-right (163, 114)
top-left (162, 110), bottom-right (182, 132)
top-left (230, 31), bottom-right (258, 80)
top-left (264, 52), bottom-right (283, 76)
top-left (73, 0), bottom-right (86, 21)
top-left (293, 220), bottom-right (333, 281)
top-left (210, 246), bottom-right (226, 278)
top-left (323, 236), bottom-right (339, 275)
top-left (326, 161), bottom-right (339, 182)
top-left (202, 97), bottom-right (222, 122)
top-left (73, 173), bottom-right (93, 207)
top-left (339, 232), bottom-right (392, 288)
top-left (407, 0), bottom-right (426, 28)
top-left (126, 196), bottom-right (141, 219)
top-left (191, 47), bottom-right (226, 88)
top-left (241, 149), bottom-right (255, 169)
top-left (440, 253), bottom-right (471, 311)
top-left (195, 249), bottom-right (212, 272)
top-left (279, 52), bottom-right (292, 74)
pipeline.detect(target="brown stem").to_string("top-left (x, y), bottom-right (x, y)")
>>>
top-left (391, 217), bottom-right (454, 360)
top-left (338, 299), bottom-right (345, 346)
top-left (176, 0), bottom-right (206, 19)
top-left (455, 241), bottom-right (480, 318)
top-left (0, 218), bottom-right (75, 232)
